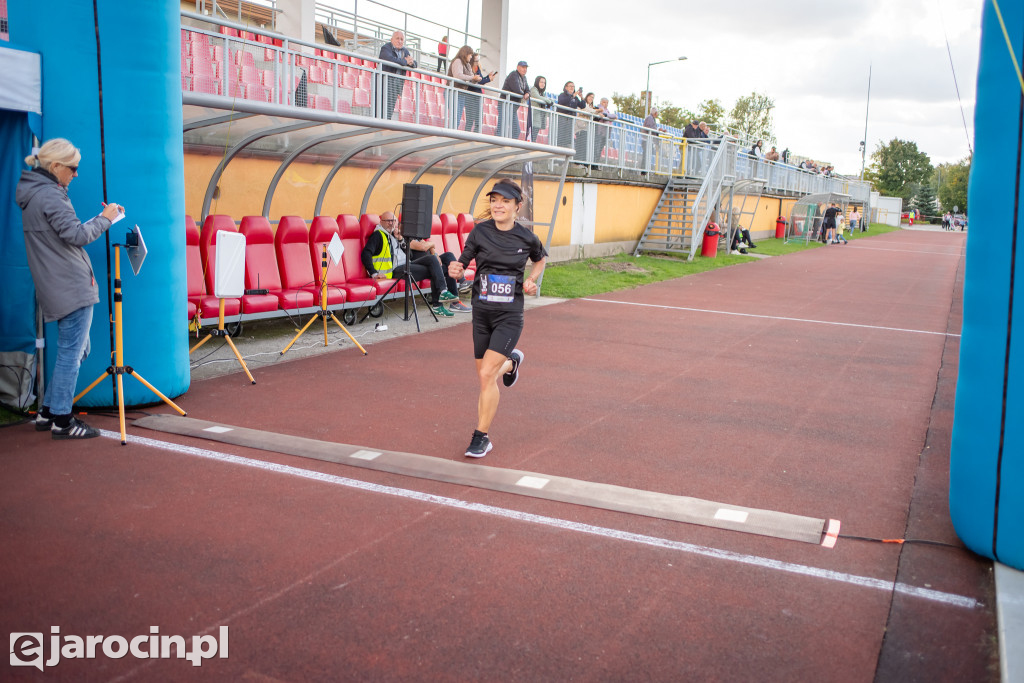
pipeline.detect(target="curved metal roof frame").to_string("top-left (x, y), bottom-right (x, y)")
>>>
top-left (182, 93), bottom-right (572, 225)
top-left (313, 133), bottom-right (423, 217)
top-left (436, 149), bottom-right (540, 210)
top-left (791, 191), bottom-right (852, 210)
top-left (262, 129), bottom-right (371, 218)
top-left (202, 120), bottom-right (323, 219)
top-left (359, 140), bottom-right (461, 216)
top-left (409, 144), bottom-right (495, 185)
top-left (469, 156), bottom-right (551, 216)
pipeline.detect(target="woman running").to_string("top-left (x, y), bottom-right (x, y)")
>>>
top-left (448, 179), bottom-right (546, 458)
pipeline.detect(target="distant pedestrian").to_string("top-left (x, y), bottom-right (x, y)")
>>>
top-left (437, 36), bottom-right (449, 72)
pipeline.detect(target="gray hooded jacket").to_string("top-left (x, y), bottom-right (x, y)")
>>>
top-left (15, 168), bottom-right (111, 322)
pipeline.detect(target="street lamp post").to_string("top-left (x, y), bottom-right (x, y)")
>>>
top-left (645, 56), bottom-right (687, 120)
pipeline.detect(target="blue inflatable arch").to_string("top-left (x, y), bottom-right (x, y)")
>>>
top-left (8, 1), bottom-right (189, 407)
top-left (950, 0), bottom-right (1024, 570)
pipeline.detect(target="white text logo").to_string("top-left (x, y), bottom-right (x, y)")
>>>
top-left (10, 626), bottom-right (228, 671)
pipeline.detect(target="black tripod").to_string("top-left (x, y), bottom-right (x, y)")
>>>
top-left (359, 239), bottom-right (438, 332)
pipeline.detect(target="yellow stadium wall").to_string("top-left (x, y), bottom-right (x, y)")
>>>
top-left (184, 153), bottom-right (799, 259)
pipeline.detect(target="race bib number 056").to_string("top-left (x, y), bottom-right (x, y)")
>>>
top-left (480, 274), bottom-right (515, 303)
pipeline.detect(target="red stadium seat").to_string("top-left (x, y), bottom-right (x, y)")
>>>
top-left (456, 213), bottom-right (476, 280)
top-left (336, 215), bottom-right (381, 302)
top-left (185, 216), bottom-right (201, 320)
top-left (305, 216), bottom-right (348, 306)
top-left (353, 86), bottom-right (371, 110)
top-left (456, 213), bottom-right (475, 249)
top-left (427, 214), bottom-right (445, 253)
top-left (237, 216), bottom-right (282, 313)
top-left (190, 215), bottom-right (241, 318)
top-left (439, 213), bottom-right (462, 256)
top-left (275, 216), bottom-right (320, 307)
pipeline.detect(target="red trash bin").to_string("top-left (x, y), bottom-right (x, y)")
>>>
top-left (701, 222), bottom-right (721, 257)
top-left (775, 216), bottom-right (787, 239)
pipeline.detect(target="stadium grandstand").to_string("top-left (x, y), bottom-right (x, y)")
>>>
top-left (0, 0), bottom-right (873, 407)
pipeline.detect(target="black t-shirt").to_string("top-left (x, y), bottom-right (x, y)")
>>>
top-left (459, 219), bottom-right (546, 311)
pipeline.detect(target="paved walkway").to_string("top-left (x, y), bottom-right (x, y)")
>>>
top-left (2, 228), bottom-right (1008, 681)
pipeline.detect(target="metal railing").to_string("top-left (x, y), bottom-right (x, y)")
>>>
top-left (179, 13), bottom-right (873, 200)
top-left (196, 0), bottom-right (280, 28)
top-left (314, 0), bottom-right (483, 69)
top-left (687, 138), bottom-right (735, 259)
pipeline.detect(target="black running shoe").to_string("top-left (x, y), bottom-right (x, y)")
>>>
top-left (465, 432), bottom-right (492, 458)
top-left (51, 417), bottom-right (100, 440)
top-left (503, 349), bottom-right (523, 387)
top-left (35, 410), bottom-right (53, 432)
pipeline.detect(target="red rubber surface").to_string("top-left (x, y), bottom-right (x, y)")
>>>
top-left (1, 230), bottom-right (997, 681)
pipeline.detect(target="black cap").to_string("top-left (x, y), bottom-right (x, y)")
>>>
top-left (487, 182), bottom-right (522, 201)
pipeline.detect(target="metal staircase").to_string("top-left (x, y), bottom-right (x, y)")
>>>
top-left (633, 177), bottom-right (702, 257)
top-left (634, 138), bottom-right (736, 260)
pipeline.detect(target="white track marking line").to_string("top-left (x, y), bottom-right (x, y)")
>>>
top-left (581, 298), bottom-right (960, 338)
top-left (844, 245), bottom-right (961, 255)
top-left (102, 430), bottom-right (980, 610)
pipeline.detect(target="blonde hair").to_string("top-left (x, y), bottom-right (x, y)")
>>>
top-left (25, 138), bottom-right (81, 173)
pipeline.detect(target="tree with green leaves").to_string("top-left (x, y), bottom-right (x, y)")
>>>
top-left (728, 92), bottom-right (775, 141)
top-left (611, 93), bottom-right (693, 130)
top-left (910, 182), bottom-right (939, 219)
top-left (612, 93), bottom-right (644, 118)
top-left (696, 98), bottom-right (725, 129)
top-left (936, 157), bottom-right (970, 214)
top-left (864, 138), bottom-right (933, 202)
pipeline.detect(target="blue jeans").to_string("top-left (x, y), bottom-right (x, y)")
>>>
top-left (47, 305), bottom-right (94, 415)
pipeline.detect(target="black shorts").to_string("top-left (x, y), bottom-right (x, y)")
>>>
top-left (472, 307), bottom-right (524, 359)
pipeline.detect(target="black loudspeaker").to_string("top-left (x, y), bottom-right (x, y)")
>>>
top-left (401, 183), bottom-right (433, 239)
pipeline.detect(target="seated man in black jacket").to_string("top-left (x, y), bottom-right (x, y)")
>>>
top-left (360, 212), bottom-right (467, 316)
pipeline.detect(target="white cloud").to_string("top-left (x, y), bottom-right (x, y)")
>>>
top-left (329, 0), bottom-right (982, 174)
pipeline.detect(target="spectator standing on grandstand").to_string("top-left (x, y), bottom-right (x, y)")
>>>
top-left (575, 92), bottom-right (599, 164)
top-left (556, 81), bottom-right (584, 149)
top-left (683, 120), bottom-right (701, 139)
top-left (765, 146), bottom-right (780, 162)
top-left (360, 212), bottom-right (460, 317)
top-left (594, 97), bottom-right (618, 158)
top-left (448, 179), bottom-right (546, 458)
top-left (529, 76), bottom-right (554, 143)
top-left (448, 45), bottom-right (477, 131)
top-left (850, 207), bottom-right (861, 233)
top-left (16, 138), bottom-right (124, 439)
top-left (499, 61), bottom-right (530, 139)
top-left (643, 107), bottom-right (665, 172)
top-left (466, 53), bottom-right (496, 134)
top-left (749, 140), bottom-right (764, 159)
top-left (698, 121), bottom-right (711, 139)
top-left (437, 36), bottom-right (449, 72)
top-left (379, 30), bottom-right (416, 120)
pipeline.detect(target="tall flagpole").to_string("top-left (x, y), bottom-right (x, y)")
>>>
top-left (859, 64), bottom-right (872, 181)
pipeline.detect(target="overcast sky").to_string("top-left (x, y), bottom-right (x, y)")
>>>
top-left (330, 0), bottom-right (981, 175)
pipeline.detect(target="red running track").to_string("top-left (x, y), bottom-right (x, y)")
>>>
top-left (0, 229), bottom-right (997, 681)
